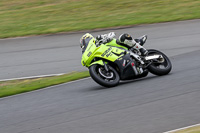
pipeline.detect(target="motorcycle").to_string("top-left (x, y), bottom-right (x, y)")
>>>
top-left (81, 33), bottom-right (172, 87)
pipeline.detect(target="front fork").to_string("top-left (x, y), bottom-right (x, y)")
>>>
top-left (103, 62), bottom-right (109, 72)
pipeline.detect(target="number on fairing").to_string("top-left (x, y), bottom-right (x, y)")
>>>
top-left (87, 51), bottom-right (92, 57)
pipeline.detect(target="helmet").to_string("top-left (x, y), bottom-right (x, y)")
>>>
top-left (80, 33), bottom-right (94, 49)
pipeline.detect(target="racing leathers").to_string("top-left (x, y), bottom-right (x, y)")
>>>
top-left (96, 32), bottom-right (148, 56)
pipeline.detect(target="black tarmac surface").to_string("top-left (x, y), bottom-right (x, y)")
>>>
top-left (0, 19), bottom-right (200, 133)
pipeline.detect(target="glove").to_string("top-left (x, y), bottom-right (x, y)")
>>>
top-left (107, 32), bottom-right (116, 40)
top-left (96, 32), bottom-right (116, 45)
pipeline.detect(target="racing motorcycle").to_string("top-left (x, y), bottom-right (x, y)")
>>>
top-left (81, 33), bottom-right (172, 87)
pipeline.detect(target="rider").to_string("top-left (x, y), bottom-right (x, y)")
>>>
top-left (81, 32), bottom-right (148, 56)
top-left (96, 32), bottom-right (148, 56)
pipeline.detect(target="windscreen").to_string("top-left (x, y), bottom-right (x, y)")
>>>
top-left (81, 37), bottom-right (92, 54)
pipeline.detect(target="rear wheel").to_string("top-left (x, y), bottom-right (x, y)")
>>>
top-left (147, 49), bottom-right (172, 76)
top-left (89, 64), bottom-right (120, 87)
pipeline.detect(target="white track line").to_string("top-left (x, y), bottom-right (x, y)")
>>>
top-left (0, 73), bottom-right (65, 82)
top-left (163, 123), bottom-right (200, 133)
top-left (0, 77), bottom-right (91, 100)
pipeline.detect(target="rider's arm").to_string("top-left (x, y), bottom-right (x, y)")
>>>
top-left (96, 32), bottom-right (116, 46)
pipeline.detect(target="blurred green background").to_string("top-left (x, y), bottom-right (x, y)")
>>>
top-left (0, 0), bottom-right (199, 38)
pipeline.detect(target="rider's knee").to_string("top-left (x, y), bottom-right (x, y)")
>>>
top-left (118, 33), bottom-right (135, 48)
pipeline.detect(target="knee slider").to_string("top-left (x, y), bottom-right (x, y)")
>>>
top-left (119, 33), bottom-right (133, 43)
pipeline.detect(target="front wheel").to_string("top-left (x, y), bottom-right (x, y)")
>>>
top-left (89, 64), bottom-right (120, 87)
top-left (147, 49), bottom-right (172, 76)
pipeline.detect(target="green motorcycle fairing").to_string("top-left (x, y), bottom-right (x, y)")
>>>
top-left (81, 37), bottom-right (127, 67)
top-left (81, 34), bottom-right (137, 80)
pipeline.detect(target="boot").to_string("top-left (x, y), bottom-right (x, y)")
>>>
top-left (139, 48), bottom-right (148, 56)
top-left (133, 43), bottom-right (148, 56)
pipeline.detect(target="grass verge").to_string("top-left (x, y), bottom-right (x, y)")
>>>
top-left (0, 0), bottom-right (200, 38)
top-left (170, 125), bottom-right (200, 133)
top-left (0, 71), bottom-right (90, 98)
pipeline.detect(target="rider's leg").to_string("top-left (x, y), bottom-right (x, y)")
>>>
top-left (133, 42), bottom-right (148, 56)
top-left (119, 33), bottom-right (148, 55)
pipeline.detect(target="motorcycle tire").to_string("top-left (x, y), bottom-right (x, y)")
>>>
top-left (89, 64), bottom-right (120, 87)
top-left (147, 49), bottom-right (172, 76)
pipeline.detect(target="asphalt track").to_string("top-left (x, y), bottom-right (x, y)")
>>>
top-left (0, 19), bottom-right (200, 133)
top-left (1, 19), bottom-right (200, 80)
